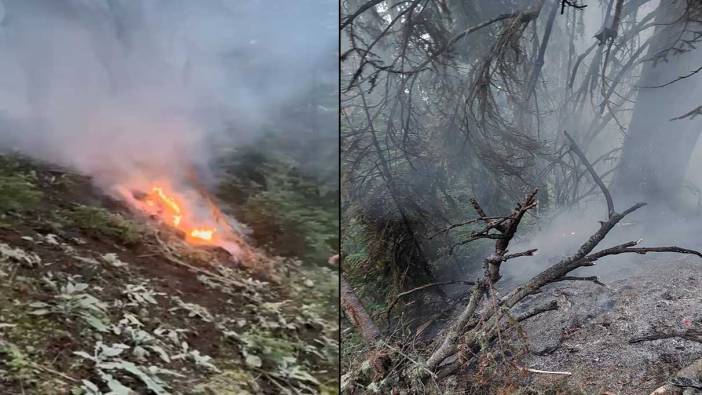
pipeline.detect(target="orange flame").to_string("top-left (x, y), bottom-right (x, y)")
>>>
top-left (141, 185), bottom-right (217, 244)
top-left (190, 228), bottom-right (215, 241)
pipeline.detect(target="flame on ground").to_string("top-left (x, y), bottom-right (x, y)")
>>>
top-left (190, 228), bottom-right (214, 241)
top-left (111, 176), bottom-right (255, 264)
top-left (117, 181), bottom-right (249, 252)
top-left (143, 185), bottom-right (218, 243)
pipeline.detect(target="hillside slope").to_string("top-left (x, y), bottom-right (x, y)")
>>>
top-left (0, 155), bottom-right (338, 394)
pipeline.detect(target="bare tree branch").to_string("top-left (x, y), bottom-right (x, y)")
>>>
top-left (564, 130), bottom-right (615, 218)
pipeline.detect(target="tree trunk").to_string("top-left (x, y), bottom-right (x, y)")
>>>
top-left (341, 275), bottom-right (381, 345)
top-left (611, 0), bottom-right (702, 207)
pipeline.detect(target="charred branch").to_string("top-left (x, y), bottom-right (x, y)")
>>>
top-left (517, 300), bottom-right (559, 322)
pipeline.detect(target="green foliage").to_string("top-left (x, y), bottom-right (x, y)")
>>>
top-left (31, 276), bottom-right (110, 332)
top-left (74, 341), bottom-right (182, 395)
top-left (227, 329), bottom-right (321, 388)
top-left (245, 164), bottom-right (338, 259)
top-left (62, 205), bottom-right (141, 245)
top-left (0, 174), bottom-right (42, 214)
top-left (217, 149), bottom-right (339, 263)
top-left (0, 342), bottom-right (34, 382)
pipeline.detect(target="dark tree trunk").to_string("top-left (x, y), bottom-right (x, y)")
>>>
top-left (341, 275), bottom-right (381, 345)
top-left (611, 0), bottom-right (702, 207)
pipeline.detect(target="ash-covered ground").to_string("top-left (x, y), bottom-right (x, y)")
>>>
top-left (516, 256), bottom-right (702, 394)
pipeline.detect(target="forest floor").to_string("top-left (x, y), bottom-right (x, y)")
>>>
top-left (342, 253), bottom-right (702, 394)
top-left (514, 256), bottom-right (702, 394)
top-left (0, 155), bottom-right (338, 394)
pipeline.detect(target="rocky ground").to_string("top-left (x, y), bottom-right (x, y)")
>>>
top-left (0, 156), bottom-right (338, 394)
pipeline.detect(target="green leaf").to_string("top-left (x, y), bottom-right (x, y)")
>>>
top-left (81, 313), bottom-right (109, 333)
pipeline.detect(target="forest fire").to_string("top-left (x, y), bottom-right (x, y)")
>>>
top-left (145, 186), bottom-right (217, 243)
top-left (116, 181), bottom-right (247, 256)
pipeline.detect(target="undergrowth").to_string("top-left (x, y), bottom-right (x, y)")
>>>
top-left (216, 146), bottom-right (339, 264)
top-left (61, 205), bottom-right (141, 245)
top-left (0, 155), bottom-right (43, 223)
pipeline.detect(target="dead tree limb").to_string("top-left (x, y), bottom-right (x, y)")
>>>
top-left (564, 130), bottom-right (614, 218)
top-left (430, 143), bottom-right (702, 376)
top-left (517, 300), bottom-right (559, 322)
top-left (630, 329), bottom-right (702, 344)
top-left (504, 249), bottom-right (538, 261)
top-left (386, 280), bottom-right (475, 319)
top-left (341, 274), bottom-right (381, 345)
top-left (423, 190), bottom-right (538, 372)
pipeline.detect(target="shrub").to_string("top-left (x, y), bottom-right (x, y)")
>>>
top-left (64, 205), bottom-right (141, 245)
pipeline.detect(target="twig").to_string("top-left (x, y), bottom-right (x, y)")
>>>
top-left (521, 366), bottom-right (572, 375)
top-left (564, 130), bottom-right (614, 218)
top-left (640, 64), bottom-right (702, 89)
top-left (31, 362), bottom-right (79, 383)
top-left (629, 329), bottom-right (702, 344)
top-left (558, 276), bottom-right (605, 286)
top-left (428, 216), bottom-right (507, 239)
top-left (586, 242), bottom-right (702, 262)
top-left (670, 105), bottom-right (702, 121)
top-left (386, 280), bottom-right (475, 318)
top-left (503, 249), bottom-right (538, 261)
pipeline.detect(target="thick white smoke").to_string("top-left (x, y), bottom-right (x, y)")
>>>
top-left (0, 0), bottom-right (336, 190)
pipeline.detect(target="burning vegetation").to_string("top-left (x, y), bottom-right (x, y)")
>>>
top-left (0, 153), bottom-right (339, 394)
top-left (121, 182), bottom-right (249, 258)
top-left (0, 0), bottom-right (339, 393)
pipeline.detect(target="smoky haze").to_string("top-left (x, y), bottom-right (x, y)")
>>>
top-left (341, 0), bottom-right (702, 290)
top-left (0, 0), bottom-right (337, 192)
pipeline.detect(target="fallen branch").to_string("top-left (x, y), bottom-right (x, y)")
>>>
top-left (520, 366), bottom-right (572, 376)
top-left (342, 274), bottom-right (382, 345)
top-left (517, 300), bottom-right (558, 322)
top-left (443, 142), bottom-right (702, 374)
top-left (386, 280), bottom-right (475, 319)
top-left (629, 329), bottom-right (702, 344)
top-left (424, 190), bottom-right (538, 372)
top-left (557, 276), bottom-right (605, 286)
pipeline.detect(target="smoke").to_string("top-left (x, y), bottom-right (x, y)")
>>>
top-left (497, 194), bottom-right (702, 291)
top-left (430, 0), bottom-right (702, 289)
top-left (0, 0), bottom-right (337, 192)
